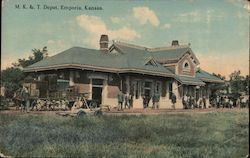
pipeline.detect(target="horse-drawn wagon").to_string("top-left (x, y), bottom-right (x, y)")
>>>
top-left (13, 77), bottom-right (100, 112)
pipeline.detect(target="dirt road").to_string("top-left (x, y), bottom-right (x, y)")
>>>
top-left (0, 107), bottom-right (248, 116)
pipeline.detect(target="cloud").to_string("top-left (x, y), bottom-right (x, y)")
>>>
top-left (162, 23), bottom-right (171, 29)
top-left (47, 40), bottom-right (68, 56)
top-left (133, 7), bottom-right (160, 26)
top-left (176, 9), bottom-right (225, 24)
top-left (76, 14), bottom-right (140, 48)
top-left (110, 16), bottom-right (124, 24)
top-left (178, 11), bottom-right (202, 23)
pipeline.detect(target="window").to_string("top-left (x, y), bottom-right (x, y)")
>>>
top-left (183, 60), bottom-right (191, 73)
top-left (92, 79), bottom-right (103, 86)
top-left (135, 81), bottom-right (141, 99)
top-left (144, 81), bottom-right (151, 88)
top-left (155, 81), bottom-right (161, 94)
top-left (144, 81), bottom-right (152, 97)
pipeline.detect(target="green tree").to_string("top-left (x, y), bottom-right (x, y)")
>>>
top-left (243, 75), bottom-right (249, 95)
top-left (212, 73), bottom-right (226, 80)
top-left (12, 46), bottom-right (48, 68)
top-left (229, 70), bottom-right (245, 94)
top-left (1, 67), bottom-right (25, 98)
top-left (209, 73), bottom-right (226, 102)
top-left (1, 47), bottom-right (47, 98)
top-left (227, 70), bottom-right (247, 106)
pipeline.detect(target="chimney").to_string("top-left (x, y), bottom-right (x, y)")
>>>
top-left (99, 34), bottom-right (109, 52)
top-left (172, 40), bottom-right (179, 46)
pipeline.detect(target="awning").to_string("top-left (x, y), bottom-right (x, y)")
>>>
top-left (175, 75), bottom-right (205, 86)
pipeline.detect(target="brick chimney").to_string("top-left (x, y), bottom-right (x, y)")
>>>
top-left (172, 40), bottom-right (179, 46)
top-left (99, 34), bottom-right (109, 52)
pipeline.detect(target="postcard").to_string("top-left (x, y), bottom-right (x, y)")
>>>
top-left (1, 0), bottom-right (249, 157)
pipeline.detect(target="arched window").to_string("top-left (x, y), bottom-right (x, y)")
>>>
top-left (183, 61), bottom-right (191, 72)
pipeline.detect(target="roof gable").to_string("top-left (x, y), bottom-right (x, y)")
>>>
top-left (145, 58), bottom-right (158, 66)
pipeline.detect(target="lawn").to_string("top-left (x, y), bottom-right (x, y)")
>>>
top-left (0, 110), bottom-right (249, 158)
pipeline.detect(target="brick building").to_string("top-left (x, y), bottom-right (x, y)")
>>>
top-left (23, 35), bottom-right (224, 109)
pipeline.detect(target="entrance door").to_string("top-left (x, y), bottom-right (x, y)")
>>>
top-left (92, 79), bottom-right (103, 106)
top-left (92, 87), bottom-right (102, 106)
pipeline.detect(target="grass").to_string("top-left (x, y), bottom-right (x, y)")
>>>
top-left (0, 111), bottom-right (249, 158)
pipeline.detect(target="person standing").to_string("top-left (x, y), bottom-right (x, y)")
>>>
top-left (171, 92), bottom-right (176, 109)
top-left (21, 86), bottom-right (30, 113)
top-left (188, 96), bottom-right (192, 109)
top-left (202, 96), bottom-right (206, 109)
top-left (183, 94), bottom-right (188, 109)
top-left (142, 95), bottom-right (147, 109)
top-left (216, 95), bottom-right (220, 108)
top-left (152, 94), bottom-right (156, 109)
top-left (124, 93), bottom-right (129, 109)
top-left (117, 90), bottom-right (124, 111)
top-left (128, 93), bottom-right (133, 109)
top-left (153, 93), bottom-right (160, 109)
top-left (225, 96), bottom-right (229, 108)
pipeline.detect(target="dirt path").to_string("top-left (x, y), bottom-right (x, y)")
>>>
top-left (0, 107), bottom-right (248, 116)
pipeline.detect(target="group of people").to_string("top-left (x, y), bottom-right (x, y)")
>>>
top-left (213, 95), bottom-right (248, 108)
top-left (117, 90), bottom-right (177, 110)
top-left (182, 95), bottom-right (207, 109)
top-left (117, 90), bottom-right (133, 111)
top-left (142, 92), bottom-right (176, 109)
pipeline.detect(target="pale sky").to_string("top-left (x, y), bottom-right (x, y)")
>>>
top-left (1, 0), bottom-right (249, 79)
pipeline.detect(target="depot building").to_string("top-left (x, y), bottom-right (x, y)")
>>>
top-left (23, 35), bottom-right (224, 109)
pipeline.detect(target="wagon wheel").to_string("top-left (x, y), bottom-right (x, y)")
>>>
top-left (94, 110), bottom-right (103, 116)
top-left (77, 110), bottom-right (86, 117)
top-left (89, 101), bottom-right (98, 110)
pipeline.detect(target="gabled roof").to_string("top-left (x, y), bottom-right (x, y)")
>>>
top-left (150, 46), bottom-right (200, 65)
top-left (196, 69), bottom-right (224, 83)
top-left (23, 41), bottom-right (222, 85)
top-left (24, 45), bottom-right (175, 77)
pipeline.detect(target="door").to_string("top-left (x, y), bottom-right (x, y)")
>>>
top-left (92, 79), bottom-right (103, 106)
top-left (92, 87), bottom-right (102, 106)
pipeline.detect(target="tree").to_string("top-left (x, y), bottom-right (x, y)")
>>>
top-left (229, 70), bottom-right (245, 94)
top-left (227, 70), bottom-right (247, 106)
top-left (212, 73), bottom-right (226, 80)
top-left (1, 47), bottom-right (48, 98)
top-left (1, 67), bottom-right (25, 98)
top-left (12, 46), bottom-right (48, 68)
top-left (209, 73), bottom-right (226, 101)
top-left (244, 75), bottom-right (249, 95)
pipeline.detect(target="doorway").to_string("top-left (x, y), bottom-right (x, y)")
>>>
top-left (92, 79), bottom-right (103, 106)
top-left (92, 87), bottom-right (102, 106)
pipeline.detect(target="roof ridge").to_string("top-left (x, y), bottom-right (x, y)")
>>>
top-left (149, 45), bottom-right (190, 52)
top-left (113, 41), bottom-right (190, 52)
top-left (114, 41), bottom-right (148, 50)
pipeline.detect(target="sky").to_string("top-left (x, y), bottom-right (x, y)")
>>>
top-left (1, 0), bottom-right (249, 79)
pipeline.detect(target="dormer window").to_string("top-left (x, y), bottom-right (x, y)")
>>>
top-left (183, 61), bottom-right (191, 72)
top-left (145, 58), bottom-right (158, 67)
